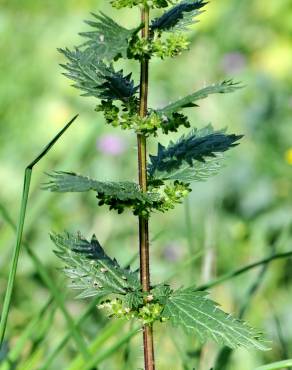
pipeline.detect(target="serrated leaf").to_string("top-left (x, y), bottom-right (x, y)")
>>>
top-left (44, 171), bottom-right (158, 203)
top-left (51, 232), bottom-right (141, 299)
top-left (150, 156), bottom-right (223, 182)
top-left (157, 80), bottom-right (242, 116)
top-left (123, 291), bottom-right (144, 309)
top-left (148, 125), bottom-right (242, 182)
top-left (59, 48), bottom-right (138, 101)
top-left (151, 284), bottom-right (172, 305)
top-left (43, 171), bottom-right (161, 216)
top-left (151, 0), bottom-right (208, 33)
top-left (79, 12), bottom-right (140, 61)
top-left (163, 287), bottom-right (268, 350)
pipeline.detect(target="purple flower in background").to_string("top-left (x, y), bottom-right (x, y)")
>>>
top-left (221, 51), bottom-right (246, 74)
top-left (163, 242), bottom-right (184, 262)
top-left (97, 134), bottom-right (126, 156)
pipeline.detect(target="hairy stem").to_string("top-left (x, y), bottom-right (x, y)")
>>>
top-left (137, 4), bottom-right (155, 370)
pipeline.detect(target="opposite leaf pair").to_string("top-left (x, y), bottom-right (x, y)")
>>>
top-left (44, 124), bottom-right (242, 217)
top-left (51, 232), bottom-right (268, 350)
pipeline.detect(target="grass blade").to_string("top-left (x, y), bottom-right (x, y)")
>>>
top-left (26, 247), bottom-right (88, 357)
top-left (41, 253), bottom-right (136, 369)
top-left (40, 297), bottom-right (100, 370)
top-left (67, 320), bottom-right (126, 370)
top-left (0, 298), bottom-right (54, 370)
top-left (76, 327), bottom-right (140, 370)
top-left (0, 114), bottom-right (78, 344)
top-left (255, 359), bottom-right (292, 370)
top-left (213, 257), bottom-right (271, 370)
top-left (0, 202), bottom-right (89, 359)
top-left (196, 251), bottom-right (292, 291)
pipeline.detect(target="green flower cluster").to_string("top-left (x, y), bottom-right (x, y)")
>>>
top-left (139, 303), bottom-right (165, 324)
top-left (96, 189), bottom-right (159, 218)
top-left (111, 0), bottom-right (172, 9)
top-left (96, 101), bottom-right (190, 136)
top-left (156, 181), bottom-right (191, 212)
top-left (98, 298), bottom-right (167, 325)
top-left (95, 179), bottom-right (190, 218)
top-left (129, 33), bottom-right (189, 59)
top-left (98, 299), bottom-right (133, 319)
top-left (153, 34), bottom-right (190, 58)
top-left (96, 100), bottom-right (162, 136)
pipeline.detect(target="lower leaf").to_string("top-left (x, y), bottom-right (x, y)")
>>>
top-left (163, 287), bottom-right (269, 350)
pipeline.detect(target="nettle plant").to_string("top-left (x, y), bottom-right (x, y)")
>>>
top-left (44, 0), bottom-right (268, 368)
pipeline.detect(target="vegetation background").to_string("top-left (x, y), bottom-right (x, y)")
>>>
top-left (0, 0), bottom-right (292, 369)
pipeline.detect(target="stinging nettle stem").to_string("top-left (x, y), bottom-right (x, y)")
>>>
top-left (137, 4), bottom-right (155, 370)
top-left (37, 1), bottom-right (267, 367)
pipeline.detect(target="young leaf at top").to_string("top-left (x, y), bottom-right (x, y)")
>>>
top-left (163, 287), bottom-right (268, 350)
top-left (51, 232), bottom-right (141, 299)
top-left (151, 0), bottom-right (208, 33)
top-left (59, 48), bottom-right (138, 101)
top-left (80, 12), bottom-right (140, 61)
top-left (157, 80), bottom-right (242, 116)
top-left (148, 125), bottom-right (242, 182)
top-left (43, 171), bottom-right (161, 216)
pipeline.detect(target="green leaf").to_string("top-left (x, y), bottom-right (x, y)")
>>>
top-left (160, 112), bottom-right (191, 134)
top-left (151, 284), bottom-right (172, 305)
top-left (44, 171), bottom-right (153, 201)
top-left (80, 12), bottom-right (139, 61)
top-left (44, 171), bottom-right (161, 216)
top-left (149, 156), bottom-right (223, 182)
top-left (163, 287), bottom-right (268, 350)
top-left (123, 291), bottom-right (144, 309)
top-left (51, 232), bottom-right (141, 299)
top-left (59, 49), bottom-right (138, 101)
top-left (157, 80), bottom-right (242, 116)
top-left (151, 0), bottom-right (208, 33)
top-left (148, 125), bottom-right (242, 182)
top-left (59, 12), bottom-right (141, 100)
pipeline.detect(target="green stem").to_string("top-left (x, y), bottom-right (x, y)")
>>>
top-left (137, 4), bottom-right (155, 370)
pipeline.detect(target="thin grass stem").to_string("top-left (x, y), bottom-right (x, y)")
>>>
top-left (0, 115), bottom-right (83, 349)
top-left (196, 250), bottom-right (292, 291)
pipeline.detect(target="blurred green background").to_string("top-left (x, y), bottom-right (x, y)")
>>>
top-left (1, 0), bottom-right (292, 369)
